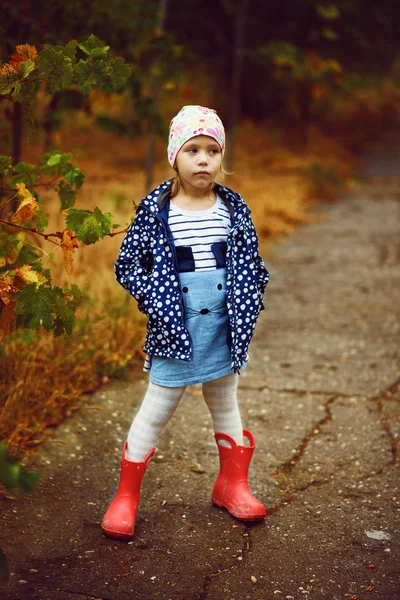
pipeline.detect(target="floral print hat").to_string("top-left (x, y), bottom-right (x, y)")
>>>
top-left (167, 105), bottom-right (225, 167)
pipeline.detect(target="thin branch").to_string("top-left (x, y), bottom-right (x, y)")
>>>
top-left (106, 228), bottom-right (129, 238)
top-left (2, 177), bottom-right (62, 195)
top-left (0, 192), bottom-right (19, 216)
top-left (0, 219), bottom-right (62, 245)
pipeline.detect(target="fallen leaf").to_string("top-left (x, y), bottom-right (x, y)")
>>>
top-left (191, 463), bottom-right (205, 474)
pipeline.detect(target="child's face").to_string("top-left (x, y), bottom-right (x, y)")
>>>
top-left (175, 135), bottom-right (222, 191)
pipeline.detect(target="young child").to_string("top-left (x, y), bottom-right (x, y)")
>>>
top-left (101, 105), bottom-right (270, 540)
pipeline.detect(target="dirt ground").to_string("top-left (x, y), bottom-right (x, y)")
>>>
top-left (0, 133), bottom-right (399, 600)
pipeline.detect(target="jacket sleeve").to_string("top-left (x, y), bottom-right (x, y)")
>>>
top-left (114, 208), bottom-right (154, 304)
top-left (248, 215), bottom-right (270, 296)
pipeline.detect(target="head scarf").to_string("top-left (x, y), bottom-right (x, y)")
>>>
top-left (167, 105), bottom-right (225, 167)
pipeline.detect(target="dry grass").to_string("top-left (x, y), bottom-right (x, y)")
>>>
top-left (0, 296), bottom-right (146, 451)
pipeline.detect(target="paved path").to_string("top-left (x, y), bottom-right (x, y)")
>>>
top-left (1, 137), bottom-right (399, 600)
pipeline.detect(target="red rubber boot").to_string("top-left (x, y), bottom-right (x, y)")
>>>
top-left (101, 442), bottom-right (155, 540)
top-left (211, 430), bottom-right (266, 521)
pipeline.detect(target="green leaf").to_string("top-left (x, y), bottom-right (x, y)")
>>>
top-left (108, 57), bottom-right (131, 91)
top-left (35, 209), bottom-right (48, 232)
top-left (10, 161), bottom-right (39, 187)
top-left (36, 47), bottom-right (74, 93)
top-left (73, 60), bottom-right (92, 96)
top-left (66, 207), bottom-right (112, 244)
top-left (15, 284), bottom-right (54, 330)
top-left (78, 35), bottom-right (110, 57)
top-left (20, 59), bottom-right (35, 79)
top-left (15, 282), bottom-right (78, 335)
top-left (0, 68), bottom-right (20, 97)
top-left (63, 40), bottom-right (78, 62)
top-left (64, 166), bottom-right (84, 189)
top-left (52, 289), bottom-right (75, 335)
top-left (41, 150), bottom-right (73, 174)
top-left (57, 181), bottom-right (76, 210)
top-left (47, 152), bottom-right (63, 166)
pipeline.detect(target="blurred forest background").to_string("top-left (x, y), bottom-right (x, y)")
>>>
top-left (0, 0), bottom-right (399, 464)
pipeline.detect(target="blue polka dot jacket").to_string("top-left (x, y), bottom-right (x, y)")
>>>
top-left (115, 180), bottom-right (270, 373)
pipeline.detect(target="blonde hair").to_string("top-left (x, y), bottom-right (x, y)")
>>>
top-left (170, 165), bottom-right (231, 199)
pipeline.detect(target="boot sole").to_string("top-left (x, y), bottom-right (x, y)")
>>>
top-left (212, 498), bottom-right (266, 521)
top-left (101, 525), bottom-right (134, 540)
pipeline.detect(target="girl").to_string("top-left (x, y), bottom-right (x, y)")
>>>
top-left (101, 105), bottom-right (269, 540)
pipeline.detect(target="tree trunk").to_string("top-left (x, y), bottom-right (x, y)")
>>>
top-left (224, 0), bottom-right (248, 172)
top-left (144, 0), bottom-right (168, 194)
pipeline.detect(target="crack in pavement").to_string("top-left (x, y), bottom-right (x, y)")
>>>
top-left (274, 395), bottom-right (337, 478)
top-left (265, 377), bottom-right (400, 516)
top-left (371, 377), bottom-right (400, 471)
top-left (264, 396), bottom-right (337, 515)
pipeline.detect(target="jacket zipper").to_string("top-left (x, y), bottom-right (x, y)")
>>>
top-left (226, 208), bottom-right (248, 370)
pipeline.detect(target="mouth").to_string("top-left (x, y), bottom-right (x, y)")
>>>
top-left (195, 171), bottom-right (210, 175)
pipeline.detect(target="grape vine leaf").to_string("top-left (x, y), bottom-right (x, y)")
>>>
top-left (66, 207), bottom-right (112, 244)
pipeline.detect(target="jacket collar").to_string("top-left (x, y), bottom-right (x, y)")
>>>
top-left (138, 180), bottom-right (249, 221)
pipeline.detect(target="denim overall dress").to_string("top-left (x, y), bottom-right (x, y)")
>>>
top-left (150, 266), bottom-right (234, 387)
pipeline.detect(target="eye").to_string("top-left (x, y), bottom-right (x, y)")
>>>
top-left (217, 283), bottom-right (222, 290)
top-left (182, 286), bottom-right (189, 293)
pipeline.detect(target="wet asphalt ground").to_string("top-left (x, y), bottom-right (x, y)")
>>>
top-left (1, 135), bottom-right (399, 599)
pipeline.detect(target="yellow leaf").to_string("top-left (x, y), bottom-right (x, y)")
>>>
top-left (15, 182), bottom-right (32, 199)
top-left (61, 229), bottom-right (79, 275)
top-left (15, 44), bottom-right (38, 61)
top-left (10, 196), bottom-right (39, 224)
top-left (14, 265), bottom-right (47, 287)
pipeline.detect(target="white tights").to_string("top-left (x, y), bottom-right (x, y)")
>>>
top-left (126, 373), bottom-right (243, 462)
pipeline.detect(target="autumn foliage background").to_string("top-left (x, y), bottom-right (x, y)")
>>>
top-left (0, 1), bottom-right (399, 471)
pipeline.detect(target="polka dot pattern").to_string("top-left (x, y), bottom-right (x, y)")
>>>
top-left (115, 181), bottom-right (270, 372)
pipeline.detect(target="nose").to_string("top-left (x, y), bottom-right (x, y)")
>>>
top-left (197, 150), bottom-right (208, 165)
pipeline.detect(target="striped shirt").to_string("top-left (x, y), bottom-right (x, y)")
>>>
top-left (168, 195), bottom-right (231, 271)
